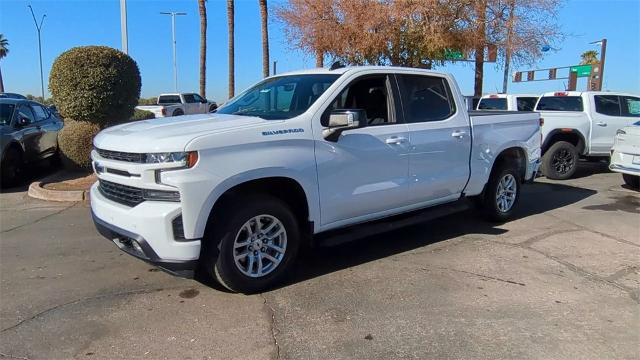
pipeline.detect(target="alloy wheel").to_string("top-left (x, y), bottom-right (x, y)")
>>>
top-left (232, 214), bottom-right (287, 278)
top-left (495, 174), bottom-right (517, 213)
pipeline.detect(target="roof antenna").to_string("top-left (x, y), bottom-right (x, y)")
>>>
top-left (330, 61), bottom-right (345, 70)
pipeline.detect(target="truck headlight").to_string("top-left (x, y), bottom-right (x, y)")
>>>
top-left (145, 151), bottom-right (198, 168)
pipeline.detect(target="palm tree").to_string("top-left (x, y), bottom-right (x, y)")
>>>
top-left (580, 50), bottom-right (599, 65)
top-left (198, 0), bottom-right (207, 98)
top-left (227, 0), bottom-right (235, 98)
top-left (259, 0), bottom-right (269, 78)
top-left (0, 34), bottom-right (8, 93)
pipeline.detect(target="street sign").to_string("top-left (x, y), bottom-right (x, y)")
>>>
top-left (570, 64), bottom-right (592, 77)
top-left (444, 49), bottom-right (464, 60)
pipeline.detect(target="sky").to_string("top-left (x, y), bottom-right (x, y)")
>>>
top-left (0, 0), bottom-right (639, 102)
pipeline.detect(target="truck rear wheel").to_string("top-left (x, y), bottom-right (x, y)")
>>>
top-left (480, 165), bottom-right (521, 222)
top-left (622, 173), bottom-right (639, 189)
top-left (542, 141), bottom-right (578, 180)
top-left (202, 194), bottom-right (300, 293)
top-left (172, 109), bottom-right (184, 117)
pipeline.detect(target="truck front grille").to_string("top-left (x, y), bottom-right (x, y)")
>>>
top-left (96, 148), bottom-right (145, 163)
top-left (98, 180), bottom-right (144, 207)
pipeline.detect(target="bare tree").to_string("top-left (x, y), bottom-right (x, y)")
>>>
top-left (198, 0), bottom-right (207, 98)
top-left (227, 0), bottom-right (235, 98)
top-left (259, 0), bottom-right (270, 77)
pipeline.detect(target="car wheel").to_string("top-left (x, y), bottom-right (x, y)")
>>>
top-left (0, 147), bottom-right (23, 188)
top-left (542, 141), bottom-right (578, 180)
top-left (480, 165), bottom-right (521, 222)
top-left (622, 173), bottom-right (639, 189)
top-left (202, 194), bottom-right (300, 293)
top-left (172, 109), bottom-right (184, 117)
top-left (209, 104), bottom-right (217, 112)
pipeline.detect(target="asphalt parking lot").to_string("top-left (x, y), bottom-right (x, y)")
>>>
top-left (0, 161), bottom-right (638, 360)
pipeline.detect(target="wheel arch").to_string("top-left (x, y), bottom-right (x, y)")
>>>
top-left (542, 129), bottom-right (586, 155)
top-left (490, 146), bottom-right (527, 182)
top-left (1, 141), bottom-right (25, 162)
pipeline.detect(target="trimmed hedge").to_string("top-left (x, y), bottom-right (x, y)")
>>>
top-left (57, 120), bottom-right (102, 169)
top-left (129, 109), bottom-right (155, 121)
top-left (49, 46), bottom-right (141, 125)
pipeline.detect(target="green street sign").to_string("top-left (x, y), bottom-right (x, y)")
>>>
top-left (570, 64), bottom-right (592, 77)
top-left (444, 49), bottom-right (464, 60)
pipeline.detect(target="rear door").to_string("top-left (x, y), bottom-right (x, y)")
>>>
top-left (395, 73), bottom-right (471, 205)
top-left (31, 103), bottom-right (61, 156)
top-left (590, 95), bottom-right (637, 154)
top-left (182, 94), bottom-right (199, 114)
top-left (15, 104), bottom-right (42, 161)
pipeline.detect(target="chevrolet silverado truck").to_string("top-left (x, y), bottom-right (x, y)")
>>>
top-left (91, 66), bottom-right (541, 293)
top-left (534, 91), bottom-right (640, 179)
top-left (136, 93), bottom-right (218, 118)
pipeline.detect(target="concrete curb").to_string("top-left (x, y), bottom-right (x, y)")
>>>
top-left (28, 180), bottom-right (90, 202)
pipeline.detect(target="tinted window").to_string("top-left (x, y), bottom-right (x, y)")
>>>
top-left (478, 98), bottom-right (507, 110)
top-left (324, 75), bottom-right (391, 126)
top-left (535, 96), bottom-right (584, 111)
top-left (18, 105), bottom-right (36, 124)
top-left (217, 74), bottom-right (340, 120)
top-left (594, 95), bottom-right (621, 116)
top-left (0, 104), bottom-right (15, 125)
top-left (183, 94), bottom-right (197, 103)
top-left (621, 96), bottom-right (640, 117)
top-left (516, 97), bottom-right (537, 111)
top-left (193, 94), bottom-right (205, 103)
top-left (397, 74), bottom-right (455, 122)
top-left (31, 104), bottom-right (49, 121)
top-left (158, 95), bottom-right (181, 104)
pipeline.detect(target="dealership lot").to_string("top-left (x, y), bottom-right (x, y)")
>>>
top-left (0, 162), bottom-right (638, 360)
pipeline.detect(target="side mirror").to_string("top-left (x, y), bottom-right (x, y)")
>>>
top-left (17, 117), bottom-right (30, 127)
top-left (323, 109), bottom-right (366, 142)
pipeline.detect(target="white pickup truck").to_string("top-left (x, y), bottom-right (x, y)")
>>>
top-left (477, 94), bottom-right (539, 111)
top-left (136, 93), bottom-right (218, 118)
top-left (534, 91), bottom-right (640, 179)
top-left (91, 66), bottom-right (541, 293)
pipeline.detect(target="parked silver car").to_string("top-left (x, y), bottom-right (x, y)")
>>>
top-left (0, 98), bottom-right (64, 187)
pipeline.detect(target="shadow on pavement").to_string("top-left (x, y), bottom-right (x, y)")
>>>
top-left (0, 160), bottom-right (59, 194)
top-left (273, 181), bottom-right (596, 290)
top-left (570, 159), bottom-right (611, 179)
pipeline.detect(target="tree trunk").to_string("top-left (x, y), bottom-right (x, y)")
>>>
top-left (227, 0), bottom-right (235, 98)
top-left (502, 0), bottom-right (515, 94)
top-left (0, 65), bottom-right (4, 93)
top-left (259, 0), bottom-right (269, 78)
top-left (198, 0), bottom-right (207, 98)
top-left (474, 0), bottom-right (486, 97)
top-left (315, 49), bottom-right (323, 68)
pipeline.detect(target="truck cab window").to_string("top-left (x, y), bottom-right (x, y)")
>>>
top-left (594, 95), bottom-right (621, 116)
top-left (183, 94), bottom-right (197, 103)
top-left (324, 76), bottom-right (391, 126)
top-left (621, 96), bottom-right (640, 117)
top-left (517, 97), bottom-right (537, 111)
top-left (396, 74), bottom-right (455, 122)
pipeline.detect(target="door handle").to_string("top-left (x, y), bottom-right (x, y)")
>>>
top-left (385, 136), bottom-right (406, 145)
top-left (451, 130), bottom-right (466, 138)
top-left (596, 122), bottom-right (607, 127)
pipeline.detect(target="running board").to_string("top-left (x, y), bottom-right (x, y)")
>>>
top-left (315, 198), bottom-right (472, 247)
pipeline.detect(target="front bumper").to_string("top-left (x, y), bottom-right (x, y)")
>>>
top-left (92, 212), bottom-right (198, 277)
top-left (610, 150), bottom-right (640, 176)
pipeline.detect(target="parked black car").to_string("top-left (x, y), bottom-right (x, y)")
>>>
top-left (0, 98), bottom-right (64, 187)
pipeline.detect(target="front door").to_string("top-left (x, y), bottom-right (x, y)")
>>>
top-left (395, 74), bottom-right (471, 205)
top-left (591, 95), bottom-right (638, 154)
top-left (315, 74), bottom-right (410, 228)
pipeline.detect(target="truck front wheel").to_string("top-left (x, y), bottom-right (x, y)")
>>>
top-left (542, 141), bottom-right (578, 180)
top-left (480, 165), bottom-right (521, 222)
top-left (202, 194), bottom-right (300, 293)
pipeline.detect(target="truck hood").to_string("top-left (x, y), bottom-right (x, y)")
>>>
top-left (94, 113), bottom-right (274, 152)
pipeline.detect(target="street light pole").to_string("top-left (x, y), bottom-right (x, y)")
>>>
top-left (28, 5), bottom-right (46, 100)
top-left (160, 11), bottom-right (186, 92)
top-left (120, 0), bottom-right (128, 54)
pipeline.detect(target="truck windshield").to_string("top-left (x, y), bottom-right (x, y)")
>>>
top-left (478, 98), bottom-right (507, 110)
top-left (0, 104), bottom-right (15, 125)
top-left (535, 96), bottom-right (584, 111)
top-left (216, 74), bottom-right (341, 120)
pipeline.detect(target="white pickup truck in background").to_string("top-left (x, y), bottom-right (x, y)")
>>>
top-left (477, 94), bottom-right (539, 111)
top-left (535, 91), bottom-right (640, 179)
top-left (136, 93), bottom-right (218, 118)
top-left (91, 66), bottom-right (541, 293)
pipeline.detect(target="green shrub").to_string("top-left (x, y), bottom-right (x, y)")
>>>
top-left (137, 97), bottom-right (158, 105)
top-left (129, 109), bottom-right (155, 121)
top-left (49, 46), bottom-right (141, 125)
top-left (57, 120), bottom-right (102, 169)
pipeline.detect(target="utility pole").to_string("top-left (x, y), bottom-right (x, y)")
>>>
top-left (120, 0), bottom-right (128, 54)
top-left (502, 0), bottom-right (515, 94)
top-left (589, 38), bottom-right (607, 91)
top-left (28, 5), bottom-right (46, 100)
top-left (160, 11), bottom-right (186, 92)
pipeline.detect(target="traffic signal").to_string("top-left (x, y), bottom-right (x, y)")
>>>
top-left (549, 68), bottom-right (557, 80)
top-left (487, 44), bottom-right (497, 63)
top-left (527, 71), bottom-right (535, 81)
top-left (513, 72), bottom-right (522, 82)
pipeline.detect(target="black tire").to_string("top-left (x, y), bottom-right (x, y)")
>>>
top-left (49, 150), bottom-right (62, 168)
top-left (622, 173), bottom-right (639, 189)
top-left (172, 109), bottom-right (184, 117)
top-left (208, 104), bottom-right (217, 112)
top-left (0, 147), bottom-right (23, 188)
top-left (542, 141), bottom-right (578, 180)
top-left (202, 194), bottom-right (300, 293)
top-left (480, 165), bottom-right (521, 223)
